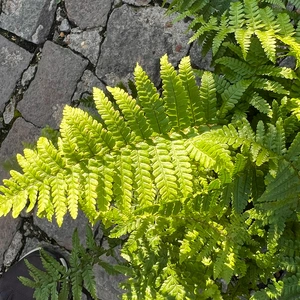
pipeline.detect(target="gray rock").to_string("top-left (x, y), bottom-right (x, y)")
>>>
top-left (3, 231), bottom-right (23, 266)
top-left (94, 243), bottom-right (126, 300)
top-left (0, 117), bottom-right (41, 182)
top-left (72, 70), bottom-right (105, 102)
top-left (18, 41), bottom-right (88, 128)
top-left (0, 0), bottom-right (57, 44)
top-left (279, 56), bottom-right (296, 69)
top-left (3, 97), bottom-right (16, 124)
top-left (33, 210), bottom-right (91, 250)
top-left (64, 28), bottom-right (102, 65)
top-left (0, 216), bottom-right (21, 267)
top-left (0, 35), bottom-right (32, 112)
top-left (189, 41), bottom-right (213, 71)
top-left (19, 237), bottom-right (41, 258)
top-left (56, 7), bottom-right (64, 22)
top-left (21, 65), bottom-right (37, 87)
top-left (65, 0), bottom-right (112, 30)
top-left (96, 5), bottom-right (191, 86)
top-left (59, 18), bottom-right (71, 33)
top-left (123, 0), bottom-right (151, 6)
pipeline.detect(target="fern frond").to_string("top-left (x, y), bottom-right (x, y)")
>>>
top-left (277, 13), bottom-right (295, 37)
top-left (218, 80), bottom-right (251, 118)
top-left (132, 144), bottom-right (155, 207)
top-left (60, 106), bottom-right (115, 159)
top-left (113, 148), bottom-right (133, 212)
top-left (134, 63), bottom-right (169, 134)
top-left (151, 139), bottom-right (177, 201)
top-left (244, 0), bottom-right (263, 31)
top-left (232, 168), bottom-right (251, 214)
top-left (255, 30), bottom-right (277, 62)
top-left (93, 88), bottom-right (132, 145)
top-left (66, 167), bottom-right (81, 219)
top-left (216, 56), bottom-right (254, 78)
top-left (50, 171), bottom-right (67, 227)
top-left (178, 56), bottom-right (202, 126)
top-left (107, 86), bottom-right (152, 140)
top-left (160, 55), bottom-right (190, 131)
top-left (82, 264), bottom-right (97, 299)
top-left (169, 139), bottom-right (193, 198)
top-left (199, 71), bottom-right (217, 123)
top-left (229, 1), bottom-right (245, 29)
top-left (189, 16), bottom-right (218, 44)
top-left (285, 132), bottom-right (300, 162)
top-left (235, 28), bottom-right (252, 59)
top-left (249, 92), bottom-right (272, 114)
top-left (212, 14), bottom-right (231, 55)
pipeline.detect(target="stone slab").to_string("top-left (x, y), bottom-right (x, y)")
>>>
top-left (33, 210), bottom-right (92, 250)
top-left (0, 117), bottom-right (41, 182)
top-left (18, 41), bottom-right (88, 128)
top-left (0, 0), bottom-right (56, 44)
top-left (72, 70), bottom-right (105, 102)
top-left (0, 35), bottom-right (32, 112)
top-left (96, 5), bottom-right (191, 87)
top-left (64, 28), bottom-right (102, 65)
top-left (0, 216), bottom-right (21, 267)
top-left (65, 0), bottom-right (112, 30)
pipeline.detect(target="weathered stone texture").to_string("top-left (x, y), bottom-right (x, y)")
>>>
top-left (33, 210), bottom-right (91, 250)
top-left (0, 0), bottom-right (56, 44)
top-left (96, 5), bottom-right (191, 86)
top-left (0, 35), bottom-right (32, 112)
top-left (123, 0), bottom-right (151, 5)
top-left (64, 28), bottom-right (102, 65)
top-left (72, 70), bottom-right (105, 102)
top-left (0, 216), bottom-right (21, 267)
top-left (18, 41), bottom-right (88, 128)
top-left (0, 117), bottom-right (40, 182)
top-left (65, 0), bottom-right (112, 30)
top-left (3, 231), bottom-right (23, 267)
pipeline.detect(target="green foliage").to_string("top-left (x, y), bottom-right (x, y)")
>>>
top-left (19, 226), bottom-right (122, 300)
top-left (2, 0), bottom-right (300, 298)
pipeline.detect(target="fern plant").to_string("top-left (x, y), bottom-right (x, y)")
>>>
top-left (166, 0), bottom-right (300, 59)
top-left (19, 225), bottom-right (123, 300)
top-left (1, 52), bottom-right (300, 299)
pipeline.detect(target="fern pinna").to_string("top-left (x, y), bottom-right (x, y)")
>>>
top-left (1, 55), bottom-right (300, 299)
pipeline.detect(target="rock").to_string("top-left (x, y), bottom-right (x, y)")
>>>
top-left (0, 117), bottom-right (41, 182)
top-left (65, 0), bottom-right (112, 30)
top-left (56, 7), bottom-right (64, 22)
top-left (94, 244), bottom-right (126, 300)
top-left (59, 18), bottom-right (71, 33)
top-left (123, 0), bottom-right (151, 6)
top-left (19, 237), bottom-right (40, 258)
top-left (189, 41), bottom-right (213, 71)
top-left (3, 231), bottom-right (23, 267)
top-left (0, 216), bottom-right (21, 267)
top-left (64, 28), bottom-right (102, 65)
top-left (3, 97), bottom-right (16, 124)
top-left (33, 210), bottom-right (92, 250)
top-left (21, 65), bottom-right (37, 87)
top-left (0, 0), bottom-right (57, 44)
top-left (72, 70), bottom-right (105, 102)
top-left (0, 35), bottom-right (32, 112)
top-left (17, 41), bottom-right (88, 128)
top-left (96, 5), bottom-right (191, 86)
top-left (279, 56), bottom-right (296, 69)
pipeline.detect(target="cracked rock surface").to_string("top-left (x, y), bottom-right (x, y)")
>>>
top-left (0, 0), bottom-right (210, 298)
